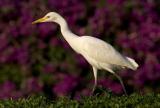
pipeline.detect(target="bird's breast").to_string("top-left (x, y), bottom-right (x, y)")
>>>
top-left (82, 54), bottom-right (101, 69)
top-left (67, 38), bottom-right (83, 54)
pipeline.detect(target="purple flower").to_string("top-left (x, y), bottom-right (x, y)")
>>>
top-left (23, 78), bottom-right (43, 94)
top-left (75, 55), bottom-right (89, 68)
top-left (42, 63), bottom-right (55, 73)
top-left (49, 37), bottom-right (61, 46)
top-left (0, 34), bottom-right (8, 51)
top-left (38, 23), bottom-right (56, 38)
top-left (0, 0), bottom-right (160, 99)
top-left (107, 0), bottom-right (124, 5)
top-left (37, 39), bottom-right (47, 49)
top-left (9, 46), bottom-right (29, 65)
top-left (0, 81), bottom-right (22, 99)
top-left (53, 75), bottom-right (79, 96)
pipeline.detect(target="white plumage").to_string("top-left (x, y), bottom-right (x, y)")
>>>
top-left (32, 12), bottom-right (139, 95)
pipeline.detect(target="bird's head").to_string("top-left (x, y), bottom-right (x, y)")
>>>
top-left (32, 12), bottom-right (61, 24)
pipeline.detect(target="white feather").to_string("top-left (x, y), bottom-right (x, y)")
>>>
top-left (126, 57), bottom-right (139, 70)
top-left (32, 12), bottom-right (139, 95)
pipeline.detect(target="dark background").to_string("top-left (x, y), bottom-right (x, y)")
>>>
top-left (0, 0), bottom-right (160, 99)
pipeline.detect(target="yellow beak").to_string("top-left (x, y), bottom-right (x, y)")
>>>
top-left (32, 17), bottom-right (47, 24)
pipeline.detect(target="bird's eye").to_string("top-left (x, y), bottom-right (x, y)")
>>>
top-left (46, 16), bottom-right (50, 18)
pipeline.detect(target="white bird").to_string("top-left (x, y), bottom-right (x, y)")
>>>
top-left (32, 12), bottom-right (139, 95)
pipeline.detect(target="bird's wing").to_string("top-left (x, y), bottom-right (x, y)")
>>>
top-left (80, 36), bottom-right (129, 67)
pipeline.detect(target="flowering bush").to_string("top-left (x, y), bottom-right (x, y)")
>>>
top-left (0, 0), bottom-right (160, 99)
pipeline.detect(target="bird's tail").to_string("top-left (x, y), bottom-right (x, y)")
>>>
top-left (126, 57), bottom-right (139, 70)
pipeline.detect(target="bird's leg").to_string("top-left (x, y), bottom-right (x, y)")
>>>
top-left (112, 73), bottom-right (128, 96)
top-left (92, 67), bottom-right (97, 94)
top-left (104, 67), bottom-right (128, 95)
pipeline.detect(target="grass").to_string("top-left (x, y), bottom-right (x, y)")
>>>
top-left (0, 91), bottom-right (160, 108)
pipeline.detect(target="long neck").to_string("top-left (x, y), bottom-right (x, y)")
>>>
top-left (56, 17), bottom-right (78, 43)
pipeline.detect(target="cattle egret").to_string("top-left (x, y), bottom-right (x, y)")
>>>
top-left (32, 12), bottom-right (139, 95)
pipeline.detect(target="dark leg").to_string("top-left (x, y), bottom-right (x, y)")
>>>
top-left (113, 73), bottom-right (128, 96)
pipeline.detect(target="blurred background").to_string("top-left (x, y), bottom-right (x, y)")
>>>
top-left (0, 0), bottom-right (160, 99)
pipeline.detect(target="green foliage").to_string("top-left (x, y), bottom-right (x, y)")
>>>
top-left (0, 93), bottom-right (160, 108)
top-left (0, 64), bottom-right (24, 85)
